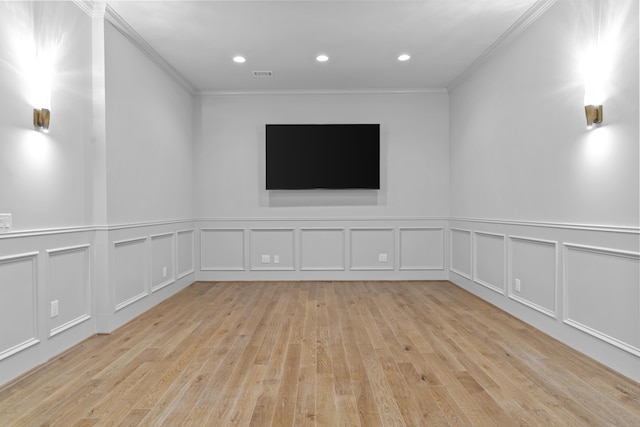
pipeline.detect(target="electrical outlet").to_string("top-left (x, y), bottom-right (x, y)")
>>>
top-left (515, 278), bottom-right (521, 292)
top-left (0, 213), bottom-right (11, 233)
top-left (51, 300), bottom-right (59, 318)
top-left (378, 253), bottom-right (388, 262)
top-left (273, 255), bottom-right (280, 264)
top-left (261, 254), bottom-right (270, 264)
top-left (162, 266), bottom-right (167, 278)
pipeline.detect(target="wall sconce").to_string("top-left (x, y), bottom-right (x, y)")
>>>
top-left (584, 105), bottom-right (603, 129)
top-left (33, 108), bottom-right (50, 132)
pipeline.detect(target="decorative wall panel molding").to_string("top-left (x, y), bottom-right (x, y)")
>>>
top-left (201, 228), bottom-right (245, 271)
top-left (176, 229), bottom-right (195, 278)
top-left (300, 228), bottom-right (346, 271)
top-left (46, 244), bottom-right (91, 337)
top-left (0, 219), bottom-right (195, 241)
top-left (473, 231), bottom-right (506, 294)
top-left (449, 216), bottom-right (639, 234)
top-left (0, 252), bottom-right (40, 361)
top-left (450, 228), bottom-right (472, 279)
top-left (563, 243), bottom-right (640, 357)
top-left (350, 228), bottom-right (394, 271)
top-left (508, 236), bottom-right (557, 318)
top-left (113, 237), bottom-right (148, 311)
top-left (250, 228), bottom-right (295, 271)
top-left (150, 233), bottom-right (175, 292)
top-left (196, 220), bottom-right (448, 280)
top-left (399, 227), bottom-right (444, 270)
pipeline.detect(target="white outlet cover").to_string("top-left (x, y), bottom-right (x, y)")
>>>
top-left (51, 300), bottom-right (59, 317)
top-left (0, 213), bottom-right (11, 233)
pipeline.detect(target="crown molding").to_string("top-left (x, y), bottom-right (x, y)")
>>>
top-left (103, 4), bottom-right (197, 95)
top-left (72, 0), bottom-right (94, 17)
top-left (199, 88), bottom-right (448, 96)
top-left (447, 0), bottom-right (558, 90)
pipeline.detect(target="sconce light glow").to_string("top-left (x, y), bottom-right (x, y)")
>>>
top-left (33, 53), bottom-right (54, 109)
top-left (581, 47), bottom-right (609, 105)
top-left (581, 45), bottom-right (608, 129)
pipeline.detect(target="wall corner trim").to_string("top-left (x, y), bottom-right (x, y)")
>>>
top-left (72, 0), bottom-right (95, 17)
top-left (103, 5), bottom-right (197, 95)
top-left (447, 0), bottom-right (558, 90)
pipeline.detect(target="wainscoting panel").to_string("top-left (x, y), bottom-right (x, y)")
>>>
top-left (450, 228), bottom-right (472, 278)
top-left (508, 236), bottom-right (557, 317)
top-left (0, 222), bottom-right (194, 387)
top-left (177, 229), bottom-right (195, 278)
top-left (350, 228), bottom-right (394, 270)
top-left (399, 227), bottom-right (444, 270)
top-left (196, 218), bottom-right (449, 281)
top-left (564, 243), bottom-right (640, 356)
top-left (113, 237), bottom-right (148, 311)
top-left (473, 231), bottom-right (506, 294)
top-left (47, 245), bottom-right (91, 337)
top-left (201, 228), bottom-right (245, 271)
top-left (0, 252), bottom-right (39, 361)
top-left (150, 233), bottom-right (175, 292)
top-left (250, 228), bottom-right (295, 271)
top-left (300, 228), bottom-right (346, 271)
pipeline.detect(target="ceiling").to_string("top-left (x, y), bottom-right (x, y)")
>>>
top-left (106, 0), bottom-right (542, 93)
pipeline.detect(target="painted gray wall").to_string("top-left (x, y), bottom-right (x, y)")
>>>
top-left (0, 3), bottom-right (195, 386)
top-left (196, 92), bottom-right (449, 219)
top-left (105, 24), bottom-right (194, 225)
top-left (450, 0), bottom-right (639, 226)
top-left (448, 0), bottom-right (639, 382)
top-left (194, 92), bottom-right (451, 281)
top-left (0, 1), bottom-right (92, 230)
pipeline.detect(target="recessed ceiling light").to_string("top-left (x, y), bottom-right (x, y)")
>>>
top-left (316, 54), bottom-right (329, 62)
top-left (233, 56), bottom-right (246, 63)
top-left (397, 54), bottom-right (411, 61)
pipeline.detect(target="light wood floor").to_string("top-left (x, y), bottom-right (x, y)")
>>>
top-left (1, 281), bottom-right (639, 426)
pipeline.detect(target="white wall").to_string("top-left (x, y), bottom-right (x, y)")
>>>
top-left (105, 24), bottom-right (194, 225)
top-left (196, 93), bottom-right (449, 219)
top-left (195, 92), bottom-right (450, 280)
top-left (0, 1), bottom-right (92, 230)
top-left (0, 4), bottom-right (197, 387)
top-left (450, 0), bottom-right (639, 226)
top-left (449, 0), bottom-right (639, 382)
top-left (97, 22), bottom-right (196, 330)
top-left (0, 1), bottom-right (96, 386)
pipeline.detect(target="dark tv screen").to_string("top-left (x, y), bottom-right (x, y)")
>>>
top-left (266, 124), bottom-right (380, 190)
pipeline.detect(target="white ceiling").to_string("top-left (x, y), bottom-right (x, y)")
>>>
top-left (106, 0), bottom-right (542, 92)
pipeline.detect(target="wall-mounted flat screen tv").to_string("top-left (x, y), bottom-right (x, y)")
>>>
top-left (266, 124), bottom-right (380, 190)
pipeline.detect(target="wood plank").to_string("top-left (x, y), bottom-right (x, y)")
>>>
top-left (1, 281), bottom-right (639, 426)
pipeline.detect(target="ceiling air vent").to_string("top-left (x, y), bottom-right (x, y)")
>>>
top-left (252, 71), bottom-right (273, 77)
